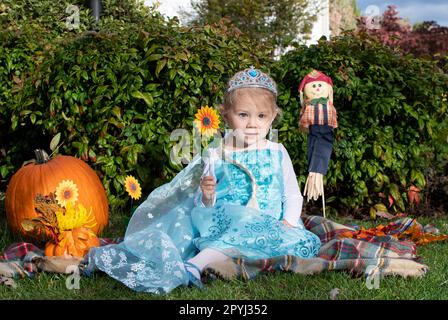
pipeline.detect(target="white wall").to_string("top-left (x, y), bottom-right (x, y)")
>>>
top-left (307, 0), bottom-right (331, 45)
top-left (144, 0), bottom-right (193, 21)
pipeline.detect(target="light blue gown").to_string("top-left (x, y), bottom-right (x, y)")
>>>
top-left (86, 142), bottom-right (321, 294)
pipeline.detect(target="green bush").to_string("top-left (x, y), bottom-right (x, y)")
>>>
top-left (0, 0), bottom-right (105, 180)
top-left (0, 0), bottom-right (175, 181)
top-left (1, 1), bottom-right (272, 210)
top-left (274, 33), bottom-right (448, 216)
top-left (1, 1), bottom-right (447, 218)
top-left (0, 0), bottom-right (94, 101)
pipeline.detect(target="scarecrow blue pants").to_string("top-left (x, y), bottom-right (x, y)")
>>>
top-left (307, 124), bottom-right (334, 175)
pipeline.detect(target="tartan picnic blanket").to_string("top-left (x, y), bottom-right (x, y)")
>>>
top-left (202, 216), bottom-right (432, 281)
top-left (0, 216), bottom-right (440, 288)
top-left (0, 238), bottom-right (123, 287)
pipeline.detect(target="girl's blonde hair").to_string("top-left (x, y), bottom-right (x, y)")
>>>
top-left (220, 87), bottom-right (283, 125)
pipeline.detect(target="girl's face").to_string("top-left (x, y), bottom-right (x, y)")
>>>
top-left (224, 88), bottom-right (277, 148)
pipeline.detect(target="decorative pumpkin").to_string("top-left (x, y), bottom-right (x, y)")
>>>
top-left (44, 226), bottom-right (100, 257)
top-left (5, 150), bottom-right (109, 236)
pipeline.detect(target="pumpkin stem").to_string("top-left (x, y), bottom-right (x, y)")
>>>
top-left (34, 149), bottom-right (50, 164)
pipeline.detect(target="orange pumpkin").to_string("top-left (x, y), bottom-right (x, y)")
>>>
top-left (5, 150), bottom-right (109, 236)
top-left (44, 226), bottom-right (100, 257)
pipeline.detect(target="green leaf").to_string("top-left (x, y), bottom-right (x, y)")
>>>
top-left (131, 91), bottom-right (154, 107)
top-left (411, 169), bottom-right (426, 188)
top-left (11, 115), bottom-right (18, 130)
top-left (155, 58), bottom-right (168, 77)
top-left (388, 183), bottom-right (401, 204)
top-left (367, 164), bottom-right (377, 178)
top-left (0, 166), bottom-right (10, 178)
top-left (20, 110), bottom-right (32, 116)
top-left (373, 144), bottom-right (382, 159)
top-left (147, 54), bottom-right (163, 61)
top-left (374, 203), bottom-right (388, 212)
top-left (175, 52), bottom-right (188, 62)
top-left (50, 133), bottom-right (61, 152)
top-left (112, 106), bottom-right (122, 119)
top-left (369, 206), bottom-right (376, 219)
top-left (403, 103), bottom-right (419, 119)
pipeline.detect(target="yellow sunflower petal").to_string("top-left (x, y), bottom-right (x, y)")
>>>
top-left (124, 175), bottom-right (142, 200)
top-left (194, 105), bottom-right (221, 137)
top-left (55, 180), bottom-right (79, 208)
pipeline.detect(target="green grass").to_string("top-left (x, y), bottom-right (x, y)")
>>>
top-left (1, 208), bottom-right (448, 300)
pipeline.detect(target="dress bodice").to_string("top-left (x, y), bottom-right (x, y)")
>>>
top-left (213, 147), bottom-right (284, 220)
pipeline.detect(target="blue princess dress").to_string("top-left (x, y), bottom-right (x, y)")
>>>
top-left (85, 140), bottom-right (321, 294)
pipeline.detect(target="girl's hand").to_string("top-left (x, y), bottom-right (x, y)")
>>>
top-left (200, 176), bottom-right (216, 206)
top-left (281, 219), bottom-right (295, 228)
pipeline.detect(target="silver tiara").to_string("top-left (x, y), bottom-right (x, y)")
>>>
top-left (226, 66), bottom-right (278, 97)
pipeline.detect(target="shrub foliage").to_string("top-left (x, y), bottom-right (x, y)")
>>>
top-left (0, 0), bottom-right (271, 209)
top-left (275, 33), bottom-right (448, 216)
top-left (1, 1), bottom-right (447, 218)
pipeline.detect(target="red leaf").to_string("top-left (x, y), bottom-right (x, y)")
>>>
top-left (388, 195), bottom-right (394, 208)
top-left (408, 185), bottom-right (421, 205)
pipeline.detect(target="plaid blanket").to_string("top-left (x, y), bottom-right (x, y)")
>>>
top-left (0, 216), bottom-right (434, 288)
top-left (202, 216), bottom-right (429, 281)
top-left (0, 237), bottom-right (123, 286)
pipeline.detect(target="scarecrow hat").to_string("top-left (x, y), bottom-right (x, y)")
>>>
top-left (298, 69), bottom-right (333, 93)
top-left (298, 69), bottom-right (333, 106)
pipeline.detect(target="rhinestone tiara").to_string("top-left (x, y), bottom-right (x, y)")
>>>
top-left (226, 66), bottom-right (278, 97)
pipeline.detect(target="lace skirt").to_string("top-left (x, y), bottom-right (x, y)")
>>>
top-left (191, 203), bottom-right (321, 260)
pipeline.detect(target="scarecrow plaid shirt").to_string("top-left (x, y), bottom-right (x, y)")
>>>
top-left (299, 98), bottom-right (338, 129)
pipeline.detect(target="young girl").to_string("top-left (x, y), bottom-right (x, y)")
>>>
top-left (85, 66), bottom-right (321, 294)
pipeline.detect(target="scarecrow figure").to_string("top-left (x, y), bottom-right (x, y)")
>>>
top-left (298, 70), bottom-right (337, 217)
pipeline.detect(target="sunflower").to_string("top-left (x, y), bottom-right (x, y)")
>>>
top-left (55, 180), bottom-right (79, 208)
top-left (194, 105), bottom-right (220, 137)
top-left (124, 175), bottom-right (142, 200)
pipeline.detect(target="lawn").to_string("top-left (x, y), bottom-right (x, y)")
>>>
top-left (1, 203), bottom-right (448, 300)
